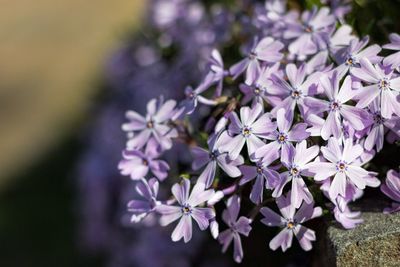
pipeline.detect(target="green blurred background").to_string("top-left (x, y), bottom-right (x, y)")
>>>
top-left (1, 0), bottom-right (400, 266)
top-left (0, 1), bottom-right (144, 266)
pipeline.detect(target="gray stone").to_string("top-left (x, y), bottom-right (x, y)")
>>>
top-left (319, 200), bottom-right (400, 267)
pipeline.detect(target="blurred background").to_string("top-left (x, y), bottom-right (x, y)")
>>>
top-left (0, 1), bottom-right (145, 266)
top-left (1, 0), bottom-right (400, 267)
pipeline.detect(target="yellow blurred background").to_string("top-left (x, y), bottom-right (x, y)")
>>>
top-left (0, 0), bottom-right (145, 187)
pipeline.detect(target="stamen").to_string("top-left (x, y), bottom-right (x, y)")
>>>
top-left (379, 78), bottom-right (390, 90)
top-left (182, 204), bottom-right (192, 214)
top-left (373, 113), bottom-right (384, 124)
top-left (330, 101), bottom-right (341, 111)
top-left (346, 57), bottom-right (354, 66)
top-left (291, 167), bottom-right (299, 176)
top-left (209, 151), bottom-right (218, 160)
top-left (249, 51), bottom-right (257, 60)
top-left (256, 166), bottom-right (263, 174)
top-left (242, 127), bottom-right (252, 137)
top-left (291, 89), bottom-right (302, 99)
top-left (146, 120), bottom-right (154, 129)
top-left (336, 161), bottom-right (348, 172)
top-left (277, 132), bottom-right (287, 144)
top-left (304, 24), bottom-right (313, 33)
top-left (287, 221), bottom-right (296, 229)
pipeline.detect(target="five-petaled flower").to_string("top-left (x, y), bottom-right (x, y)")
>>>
top-left (255, 108), bottom-right (310, 161)
top-left (191, 134), bottom-right (243, 188)
top-left (118, 139), bottom-right (170, 181)
top-left (272, 140), bottom-right (319, 209)
top-left (122, 98), bottom-right (178, 150)
top-left (260, 192), bottom-right (322, 252)
top-left (240, 148), bottom-right (281, 204)
top-left (352, 58), bottom-right (400, 119)
top-left (306, 71), bottom-right (372, 140)
top-left (307, 138), bottom-right (376, 199)
top-left (156, 179), bottom-right (215, 243)
top-left (219, 103), bottom-right (276, 160)
top-left (218, 195), bottom-right (252, 263)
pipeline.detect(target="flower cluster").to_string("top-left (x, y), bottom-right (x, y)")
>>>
top-left (116, 0), bottom-right (400, 264)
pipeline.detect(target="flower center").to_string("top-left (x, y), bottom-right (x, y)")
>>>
top-left (277, 132), bottom-right (287, 144)
top-left (345, 56), bottom-right (355, 66)
top-left (290, 166), bottom-right (300, 177)
top-left (304, 24), bottom-right (313, 33)
top-left (142, 159), bottom-right (148, 166)
top-left (146, 120), bottom-right (154, 129)
top-left (330, 101), bottom-right (341, 111)
top-left (249, 51), bottom-right (257, 60)
top-left (373, 112), bottom-right (384, 125)
top-left (336, 161), bottom-right (348, 172)
top-left (209, 150), bottom-right (218, 160)
top-left (286, 220), bottom-right (296, 229)
top-left (379, 78), bottom-right (390, 90)
top-left (256, 165), bottom-right (263, 174)
top-left (291, 89), bottom-right (302, 99)
top-left (254, 87), bottom-right (261, 95)
top-left (186, 90), bottom-right (197, 99)
top-left (242, 126), bottom-right (252, 137)
top-left (181, 204), bottom-right (192, 214)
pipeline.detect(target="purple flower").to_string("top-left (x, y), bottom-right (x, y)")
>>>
top-left (191, 135), bottom-right (244, 188)
top-left (255, 108), bottom-right (310, 162)
top-left (174, 74), bottom-right (217, 118)
top-left (306, 72), bottom-right (372, 140)
top-left (118, 139), bottom-right (170, 181)
top-left (123, 98), bottom-right (178, 150)
top-left (156, 179), bottom-right (215, 243)
top-left (285, 7), bottom-right (336, 58)
top-left (239, 148), bottom-right (281, 204)
top-left (257, 0), bottom-right (298, 39)
top-left (208, 49), bottom-right (228, 96)
top-left (230, 37), bottom-right (284, 85)
top-left (219, 103), bottom-right (276, 160)
top-left (334, 36), bottom-right (382, 78)
top-left (327, 24), bottom-right (356, 55)
top-left (352, 58), bottom-right (400, 119)
top-left (260, 192), bottom-right (322, 252)
top-left (272, 140), bottom-right (319, 208)
top-left (218, 195), bottom-right (252, 263)
top-left (364, 99), bottom-right (400, 152)
top-left (239, 63), bottom-right (282, 107)
top-left (381, 169), bottom-right (400, 214)
top-left (334, 204), bottom-right (363, 229)
top-left (320, 178), bottom-right (363, 229)
top-left (383, 33), bottom-right (400, 68)
top-left (321, 0), bottom-right (352, 23)
top-left (307, 138), bottom-right (374, 199)
top-left (127, 178), bottom-right (160, 222)
top-left (269, 63), bottom-right (320, 117)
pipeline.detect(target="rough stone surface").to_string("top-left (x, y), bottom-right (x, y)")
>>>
top-left (320, 200), bottom-right (400, 267)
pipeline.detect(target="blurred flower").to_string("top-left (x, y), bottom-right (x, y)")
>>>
top-left (191, 135), bottom-right (243, 189)
top-left (381, 169), bottom-right (400, 214)
top-left (218, 195), bottom-right (252, 263)
top-left (352, 58), bottom-right (400, 119)
top-left (127, 178), bottom-right (160, 222)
